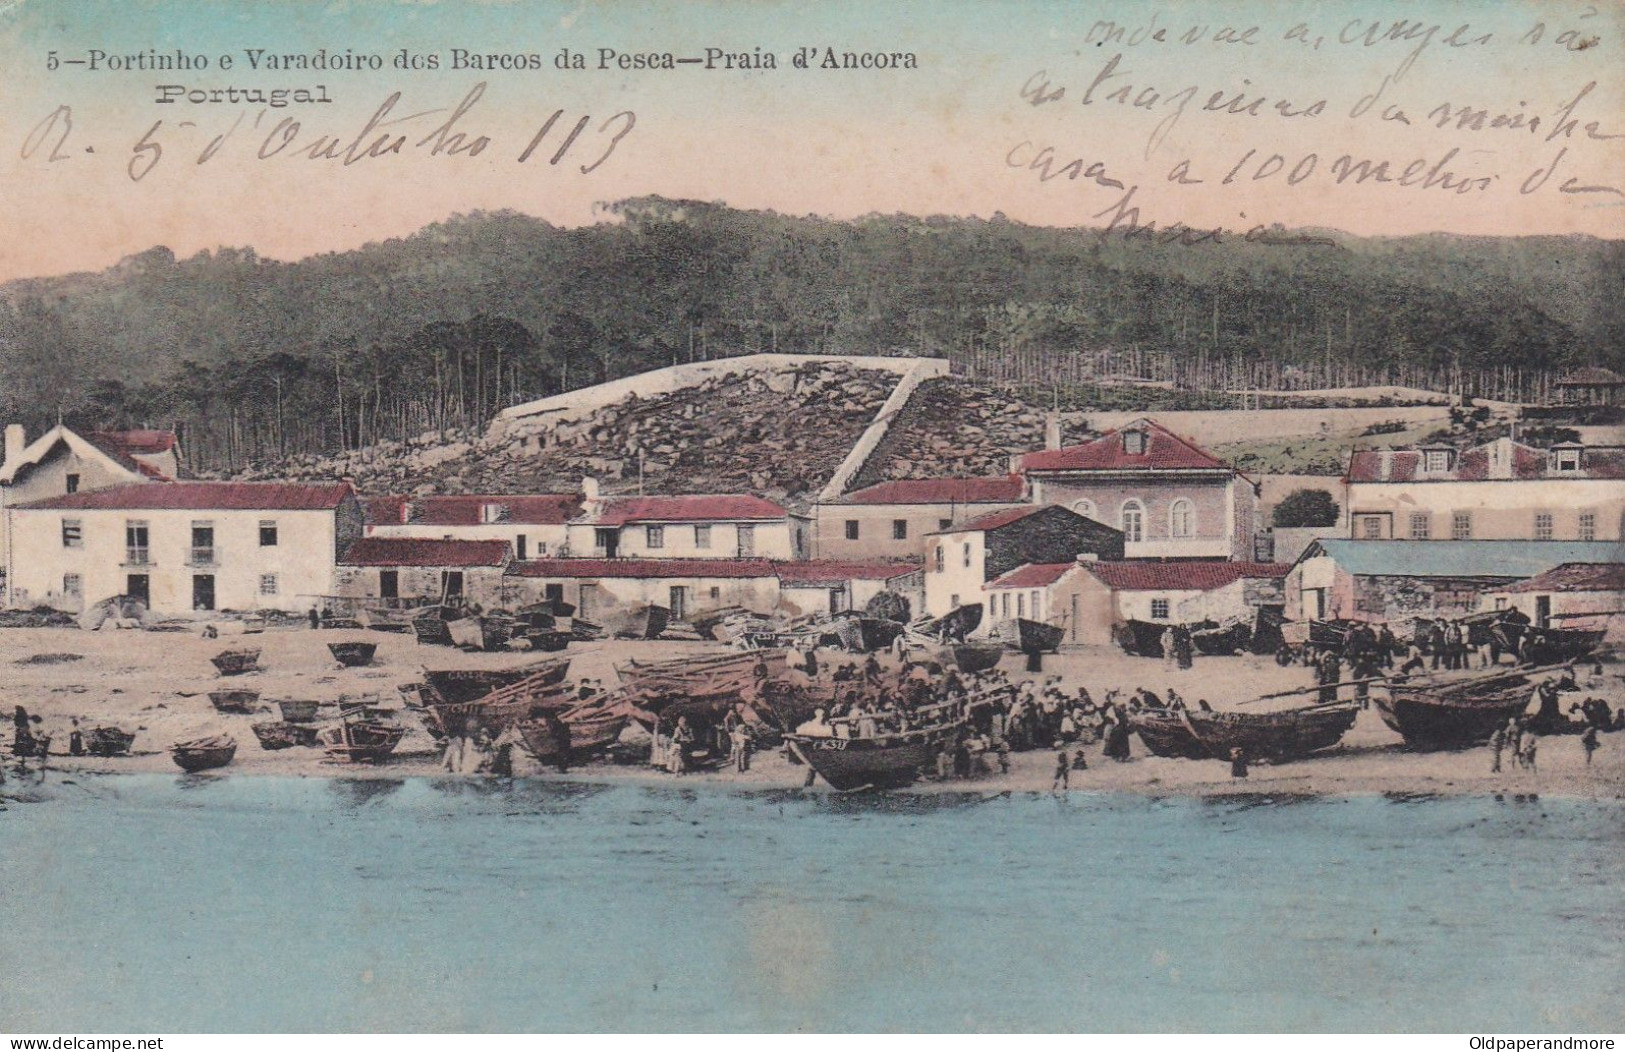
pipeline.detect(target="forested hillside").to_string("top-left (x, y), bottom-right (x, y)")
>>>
top-left (0, 197), bottom-right (1618, 474)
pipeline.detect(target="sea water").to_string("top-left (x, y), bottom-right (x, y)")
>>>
top-left (0, 775), bottom-right (1620, 1033)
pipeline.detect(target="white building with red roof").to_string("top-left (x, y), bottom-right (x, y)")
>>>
top-left (564, 489), bottom-right (806, 560)
top-left (1481, 562), bottom-right (1625, 639)
top-left (362, 492), bottom-right (584, 561)
top-left (811, 474), bottom-right (1029, 561)
top-left (506, 557), bottom-right (784, 622)
top-left (1020, 417), bottom-right (1258, 561)
top-left (5, 480), bottom-right (362, 615)
top-left (922, 504), bottom-right (1125, 619)
top-left (1345, 436), bottom-right (1625, 543)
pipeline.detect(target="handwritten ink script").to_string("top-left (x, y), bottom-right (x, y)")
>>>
top-left (1001, 7), bottom-right (1622, 243)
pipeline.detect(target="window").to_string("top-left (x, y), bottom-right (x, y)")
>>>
top-left (480, 503), bottom-right (506, 524)
top-left (1452, 512), bottom-right (1473, 540)
top-left (125, 521), bottom-right (150, 564)
top-left (65, 473), bottom-right (80, 494)
top-left (709, 587), bottom-right (720, 600)
top-left (1578, 512), bottom-right (1596, 542)
top-left (1534, 512), bottom-right (1554, 541)
top-left (646, 525), bottom-right (665, 549)
top-left (379, 570), bottom-right (399, 599)
top-left (441, 570), bottom-right (465, 598)
top-left (1121, 500), bottom-right (1145, 543)
top-left (516, 535), bottom-right (528, 561)
top-left (1072, 499), bottom-right (1097, 521)
top-left (934, 545), bottom-right (944, 572)
top-left (892, 519), bottom-right (908, 540)
top-left (962, 542), bottom-right (972, 568)
top-left (61, 519), bottom-right (83, 548)
top-left (1360, 516), bottom-right (1383, 540)
top-left (938, 518), bottom-right (952, 530)
top-left (1030, 590), bottom-right (1041, 617)
top-left (694, 524), bottom-right (712, 549)
top-left (1123, 430), bottom-right (1147, 455)
top-left (1017, 593), bottom-right (1026, 618)
top-left (1494, 597), bottom-right (1508, 610)
top-left (259, 520), bottom-right (278, 547)
top-left (736, 524), bottom-right (755, 556)
top-left (62, 573), bottom-right (82, 597)
top-left (1001, 592), bottom-right (1010, 618)
top-left (594, 527), bottom-right (618, 556)
top-left (1555, 448), bottom-right (1582, 472)
top-left (258, 573), bottom-right (279, 597)
top-left (1170, 499), bottom-right (1195, 539)
top-left (950, 593), bottom-right (960, 609)
top-left (1424, 449), bottom-right (1453, 473)
top-left (1409, 512), bottom-right (1430, 540)
top-left (190, 523), bottom-right (216, 567)
top-left (1150, 598), bottom-right (1171, 620)
top-left (844, 520), bottom-right (860, 541)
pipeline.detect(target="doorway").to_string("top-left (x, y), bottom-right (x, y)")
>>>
top-left (1534, 595), bottom-right (1551, 628)
top-left (126, 574), bottom-right (150, 605)
top-left (192, 574), bottom-right (216, 612)
top-left (669, 586), bottom-right (689, 621)
top-left (379, 570), bottom-right (399, 600)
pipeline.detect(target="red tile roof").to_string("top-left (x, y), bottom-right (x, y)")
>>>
top-left (836, 476), bottom-right (1027, 505)
top-left (80, 433), bottom-right (174, 481)
top-left (987, 562), bottom-right (1083, 589)
top-left (507, 558), bottom-right (778, 579)
top-left (1503, 562), bottom-right (1625, 594)
top-left (772, 560), bottom-right (921, 584)
top-left (89, 429), bottom-right (178, 455)
top-left (363, 493), bottom-right (583, 526)
top-left (16, 481), bottom-right (353, 511)
top-left (591, 495), bottom-right (788, 525)
top-left (1021, 419), bottom-right (1229, 473)
top-left (341, 538), bottom-right (511, 567)
top-left (948, 505), bottom-right (1049, 532)
top-left (1083, 561), bottom-right (1290, 592)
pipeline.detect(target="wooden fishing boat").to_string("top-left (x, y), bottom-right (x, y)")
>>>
top-left (421, 665), bottom-right (575, 736)
top-left (320, 719), bottom-right (407, 763)
top-left (1191, 619), bottom-right (1251, 656)
top-left (421, 658), bottom-right (570, 707)
top-left (171, 735), bottom-right (237, 772)
top-left (448, 615), bottom-right (515, 652)
top-left (917, 603), bottom-right (984, 641)
top-left (830, 615), bottom-right (906, 653)
top-left (524, 628), bottom-right (573, 652)
top-left (1375, 671), bottom-right (1539, 750)
top-left (1308, 619), bottom-right (1354, 650)
top-left (951, 642), bottom-right (1004, 674)
top-left (516, 710), bottom-right (630, 762)
top-left (1179, 702), bottom-right (1359, 762)
top-left (328, 641), bottom-right (378, 667)
top-left (277, 699), bottom-right (321, 724)
top-left (1249, 606), bottom-right (1288, 655)
top-left (785, 717), bottom-right (966, 791)
top-left (210, 647), bottom-right (261, 676)
top-left (208, 688), bottom-right (262, 715)
top-left (1005, 617), bottom-right (1065, 654)
top-left (1115, 619), bottom-right (1167, 658)
top-left (85, 726), bottom-right (137, 757)
top-left (251, 720), bottom-right (321, 750)
top-left (411, 610), bottom-right (456, 646)
top-left (1521, 625), bottom-right (1607, 666)
top-left (617, 650), bottom-right (788, 702)
top-left (1126, 710), bottom-right (1208, 759)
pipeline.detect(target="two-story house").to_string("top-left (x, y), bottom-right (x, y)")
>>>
top-left (922, 504), bottom-right (1124, 619)
top-left (810, 475), bottom-right (1030, 561)
top-left (1020, 418), bottom-right (1258, 561)
top-left (5, 481), bottom-right (363, 615)
top-left (1345, 437), bottom-right (1625, 543)
top-left (564, 493), bottom-right (807, 560)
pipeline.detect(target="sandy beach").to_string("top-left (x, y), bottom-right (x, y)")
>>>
top-left (3, 623), bottom-right (1622, 800)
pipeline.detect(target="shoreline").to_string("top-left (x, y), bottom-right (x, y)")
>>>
top-left (4, 624), bottom-right (1622, 803)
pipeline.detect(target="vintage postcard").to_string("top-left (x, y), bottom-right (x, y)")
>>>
top-left (0, 0), bottom-right (1621, 1039)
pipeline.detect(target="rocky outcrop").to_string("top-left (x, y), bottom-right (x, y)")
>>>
top-left (853, 378), bottom-right (1054, 485)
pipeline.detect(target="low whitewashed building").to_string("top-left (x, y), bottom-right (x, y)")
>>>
top-left (1482, 562), bottom-right (1625, 639)
top-left (336, 537), bottom-right (512, 608)
top-left (5, 481), bottom-right (362, 615)
top-left (505, 557), bottom-right (782, 622)
top-left (773, 560), bottom-right (924, 618)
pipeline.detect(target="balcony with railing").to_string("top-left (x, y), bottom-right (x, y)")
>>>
top-left (123, 548), bottom-right (152, 567)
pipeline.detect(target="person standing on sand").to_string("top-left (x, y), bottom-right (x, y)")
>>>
top-left (1489, 724), bottom-right (1506, 774)
top-left (1230, 747), bottom-right (1249, 780)
top-left (1521, 732), bottom-right (1538, 773)
top-left (1581, 724), bottom-right (1599, 766)
top-left (68, 719), bottom-right (83, 757)
top-left (1051, 746), bottom-right (1070, 794)
top-left (308, 606), bottom-right (320, 630)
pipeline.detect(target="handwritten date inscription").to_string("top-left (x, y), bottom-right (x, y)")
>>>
top-left (20, 82), bottom-right (636, 181)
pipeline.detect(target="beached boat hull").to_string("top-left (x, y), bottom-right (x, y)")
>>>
top-left (421, 659), bottom-right (570, 706)
top-left (1521, 626), bottom-right (1606, 666)
top-left (1126, 712), bottom-right (1208, 759)
top-left (1191, 621), bottom-right (1251, 656)
top-left (1006, 618), bottom-right (1065, 654)
top-left (171, 737), bottom-right (237, 772)
top-left (1115, 620), bottom-right (1166, 658)
top-left (785, 724), bottom-right (961, 791)
top-left (328, 641), bottom-right (378, 667)
top-left (210, 649), bottom-right (261, 676)
top-left (85, 727), bottom-right (137, 757)
top-left (1181, 703), bottom-right (1358, 762)
top-left (320, 720), bottom-right (407, 763)
top-left (516, 712), bottom-right (629, 762)
top-left (1375, 682), bottom-right (1533, 750)
top-left (208, 689), bottom-right (262, 715)
top-left (952, 643), bottom-right (1004, 674)
top-left (251, 721), bottom-right (321, 750)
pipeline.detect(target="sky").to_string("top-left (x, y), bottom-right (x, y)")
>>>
top-left (0, 0), bottom-right (1620, 281)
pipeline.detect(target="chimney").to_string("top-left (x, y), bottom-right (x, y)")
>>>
top-left (1007, 454), bottom-right (1024, 475)
top-left (4, 424), bottom-right (25, 469)
top-left (1488, 437), bottom-right (1513, 480)
top-left (1044, 413), bottom-right (1062, 451)
top-left (1075, 552), bottom-right (1099, 563)
top-left (581, 476), bottom-right (600, 501)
